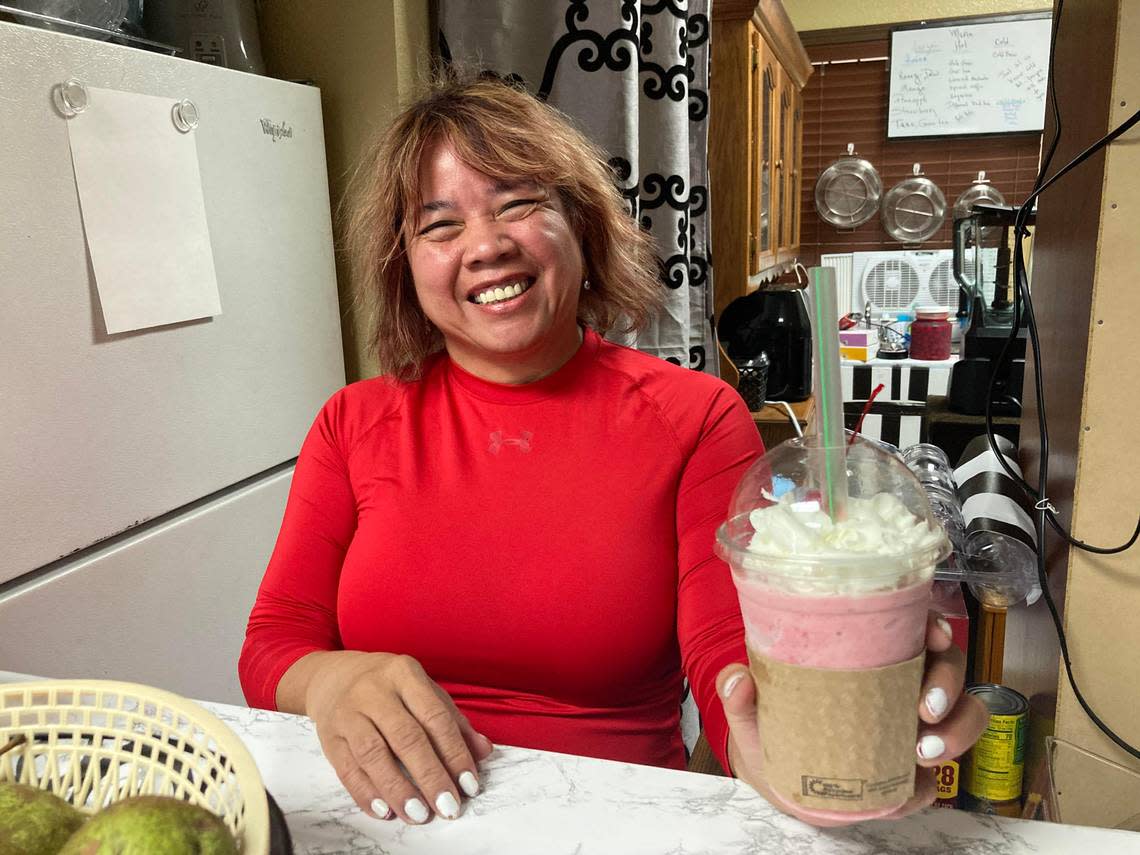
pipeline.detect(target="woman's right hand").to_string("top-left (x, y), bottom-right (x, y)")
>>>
top-left (299, 651), bottom-right (494, 824)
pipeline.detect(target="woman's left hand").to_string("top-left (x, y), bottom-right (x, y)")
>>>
top-left (716, 611), bottom-right (990, 827)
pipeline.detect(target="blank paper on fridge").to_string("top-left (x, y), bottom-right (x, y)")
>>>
top-left (67, 87), bottom-right (221, 334)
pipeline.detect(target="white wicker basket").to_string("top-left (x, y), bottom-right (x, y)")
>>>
top-left (0, 680), bottom-right (270, 855)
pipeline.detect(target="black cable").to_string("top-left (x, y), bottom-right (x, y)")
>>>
top-left (1047, 514), bottom-right (1140, 554)
top-left (1034, 0), bottom-right (1065, 192)
top-left (976, 0), bottom-right (1140, 760)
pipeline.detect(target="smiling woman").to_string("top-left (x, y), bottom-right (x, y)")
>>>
top-left (403, 142), bottom-right (586, 384)
top-left (344, 75), bottom-right (662, 381)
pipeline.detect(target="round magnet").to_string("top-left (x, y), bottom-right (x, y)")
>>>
top-left (172, 99), bottom-right (200, 132)
top-left (55, 78), bottom-right (89, 117)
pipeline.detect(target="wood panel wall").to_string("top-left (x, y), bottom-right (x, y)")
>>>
top-left (1031, 0), bottom-right (1140, 822)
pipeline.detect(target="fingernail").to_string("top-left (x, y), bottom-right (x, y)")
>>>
top-left (370, 798), bottom-right (391, 819)
top-left (404, 798), bottom-right (429, 824)
top-left (925, 686), bottom-right (949, 719)
top-left (458, 770), bottom-right (480, 797)
top-left (435, 791), bottom-right (460, 820)
top-left (917, 734), bottom-right (946, 760)
top-left (722, 673), bottom-right (744, 699)
top-left (936, 616), bottom-right (953, 642)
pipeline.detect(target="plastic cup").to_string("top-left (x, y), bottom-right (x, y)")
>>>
top-left (716, 434), bottom-right (951, 820)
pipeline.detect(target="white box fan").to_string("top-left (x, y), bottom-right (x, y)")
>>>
top-left (821, 248), bottom-right (1002, 323)
top-left (850, 250), bottom-right (957, 315)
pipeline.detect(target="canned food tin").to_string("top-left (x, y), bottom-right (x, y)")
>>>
top-left (961, 793), bottom-right (1022, 817)
top-left (963, 684), bottom-right (1029, 804)
top-left (932, 759), bottom-right (959, 808)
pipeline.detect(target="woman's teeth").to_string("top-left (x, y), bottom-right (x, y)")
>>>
top-left (474, 281), bottom-right (529, 305)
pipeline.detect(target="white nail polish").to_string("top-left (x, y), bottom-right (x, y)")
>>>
top-left (458, 771), bottom-right (480, 797)
top-left (370, 798), bottom-right (390, 818)
top-left (936, 617), bottom-right (953, 641)
top-left (404, 798), bottom-right (429, 824)
top-left (435, 791), bottom-right (460, 819)
top-left (722, 673), bottom-right (744, 699)
top-left (917, 734), bottom-right (946, 760)
top-left (925, 687), bottom-right (949, 719)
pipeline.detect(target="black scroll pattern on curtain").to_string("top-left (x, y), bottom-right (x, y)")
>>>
top-left (637, 4), bottom-right (713, 302)
top-left (689, 183), bottom-right (708, 289)
top-left (665, 346), bottom-right (707, 371)
top-left (686, 14), bottom-right (709, 121)
top-left (685, 11), bottom-right (711, 312)
top-left (537, 0), bottom-right (640, 100)
top-left (636, 0), bottom-right (689, 298)
top-left (607, 156), bottom-right (640, 222)
top-left (639, 173), bottom-right (687, 292)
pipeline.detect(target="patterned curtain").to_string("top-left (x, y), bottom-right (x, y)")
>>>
top-left (437, 0), bottom-right (717, 376)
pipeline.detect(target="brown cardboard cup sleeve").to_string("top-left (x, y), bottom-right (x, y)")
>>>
top-left (749, 648), bottom-right (926, 813)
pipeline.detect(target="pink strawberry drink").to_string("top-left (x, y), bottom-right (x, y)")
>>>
top-left (735, 578), bottom-right (932, 670)
top-left (717, 437), bottom-right (951, 822)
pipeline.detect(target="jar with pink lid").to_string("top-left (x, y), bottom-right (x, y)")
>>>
top-left (909, 306), bottom-right (952, 360)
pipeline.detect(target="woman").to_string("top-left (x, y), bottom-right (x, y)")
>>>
top-left (239, 76), bottom-right (986, 827)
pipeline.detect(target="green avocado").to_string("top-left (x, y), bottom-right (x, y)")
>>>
top-left (57, 795), bottom-right (238, 855)
top-left (0, 781), bottom-right (86, 855)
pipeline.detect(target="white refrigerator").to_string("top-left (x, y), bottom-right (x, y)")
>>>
top-left (0, 21), bottom-right (346, 703)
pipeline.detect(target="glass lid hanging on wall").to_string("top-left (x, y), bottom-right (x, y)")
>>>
top-left (813, 143), bottom-right (883, 228)
top-left (881, 163), bottom-right (947, 244)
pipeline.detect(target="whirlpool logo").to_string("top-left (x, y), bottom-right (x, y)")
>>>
top-left (260, 118), bottom-right (294, 142)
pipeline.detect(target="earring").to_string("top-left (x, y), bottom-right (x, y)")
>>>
top-left (583, 278), bottom-right (591, 291)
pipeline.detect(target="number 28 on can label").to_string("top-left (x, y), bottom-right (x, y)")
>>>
top-left (934, 760), bottom-right (959, 798)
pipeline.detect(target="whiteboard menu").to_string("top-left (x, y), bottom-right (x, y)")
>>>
top-left (888, 17), bottom-right (1052, 138)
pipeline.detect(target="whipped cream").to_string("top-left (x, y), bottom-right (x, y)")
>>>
top-left (747, 492), bottom-right (945, 558)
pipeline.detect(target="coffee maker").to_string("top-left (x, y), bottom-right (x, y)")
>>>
top-left (949, 203), bottom-right (1031, 416)
top-left (717, 288), bottom-right (812, 403)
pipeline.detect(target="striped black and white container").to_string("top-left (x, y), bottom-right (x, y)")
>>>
top-left (953, 435), bottom-right (1040, 604)
top-left (842, 363), bottom-right (952, 404)
top-left (843, 401), bottom-right (926, 448)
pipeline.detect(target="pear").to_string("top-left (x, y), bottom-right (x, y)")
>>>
top-left (58, 795), bottom-right (237, 855)
top-left (0, 781), bottom-right (85, 855)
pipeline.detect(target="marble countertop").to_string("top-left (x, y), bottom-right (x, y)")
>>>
top-left (207, 702), bottom-right (1138, 855)
top-left (4, 672), bottom-right (1138, 854)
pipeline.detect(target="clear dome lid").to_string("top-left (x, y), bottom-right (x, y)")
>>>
top-left (716, 434), bottom-right (951, 588)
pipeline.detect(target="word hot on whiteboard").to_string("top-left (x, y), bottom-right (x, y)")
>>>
top-left (888, 17), bottom-right (1051, 138)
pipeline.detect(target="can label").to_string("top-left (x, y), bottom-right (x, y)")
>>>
top-left (932, 759), bottom-right (959, 808)
top-left (962, 793), bottom-right (1022, 817)
top-left (964, 711), bottom-right (1027, 801)
top-left (934, 759), bottom-right (959, 798)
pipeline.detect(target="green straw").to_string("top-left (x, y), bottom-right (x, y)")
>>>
top-left (808, 266), bottom-right (848, 521)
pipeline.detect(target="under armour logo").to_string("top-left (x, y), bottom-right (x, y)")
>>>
top-left (488, 431), bottom-right (533, 454)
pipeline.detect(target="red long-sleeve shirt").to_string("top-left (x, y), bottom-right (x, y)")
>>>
top-left (239, 328), bottom-right (763, 771)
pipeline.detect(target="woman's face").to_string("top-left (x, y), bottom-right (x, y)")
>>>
top-left (405, 139), bottom-right (586, 384)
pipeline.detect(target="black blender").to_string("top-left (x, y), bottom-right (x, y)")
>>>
top-left (949, 202), bottom-right (1030, 416)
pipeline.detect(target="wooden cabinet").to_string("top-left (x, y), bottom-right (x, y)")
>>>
top-left (790, 85), bottom-right (804, 252)
top-left (709, 0), bottom-right (811, 318)
top-left (778, 76), bottom-right (805, 264)
top-left (753, 33), bottom-right (777, 274)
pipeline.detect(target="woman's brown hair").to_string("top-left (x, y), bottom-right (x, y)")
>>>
top-left (344, 74), bottom-right (663, 380)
